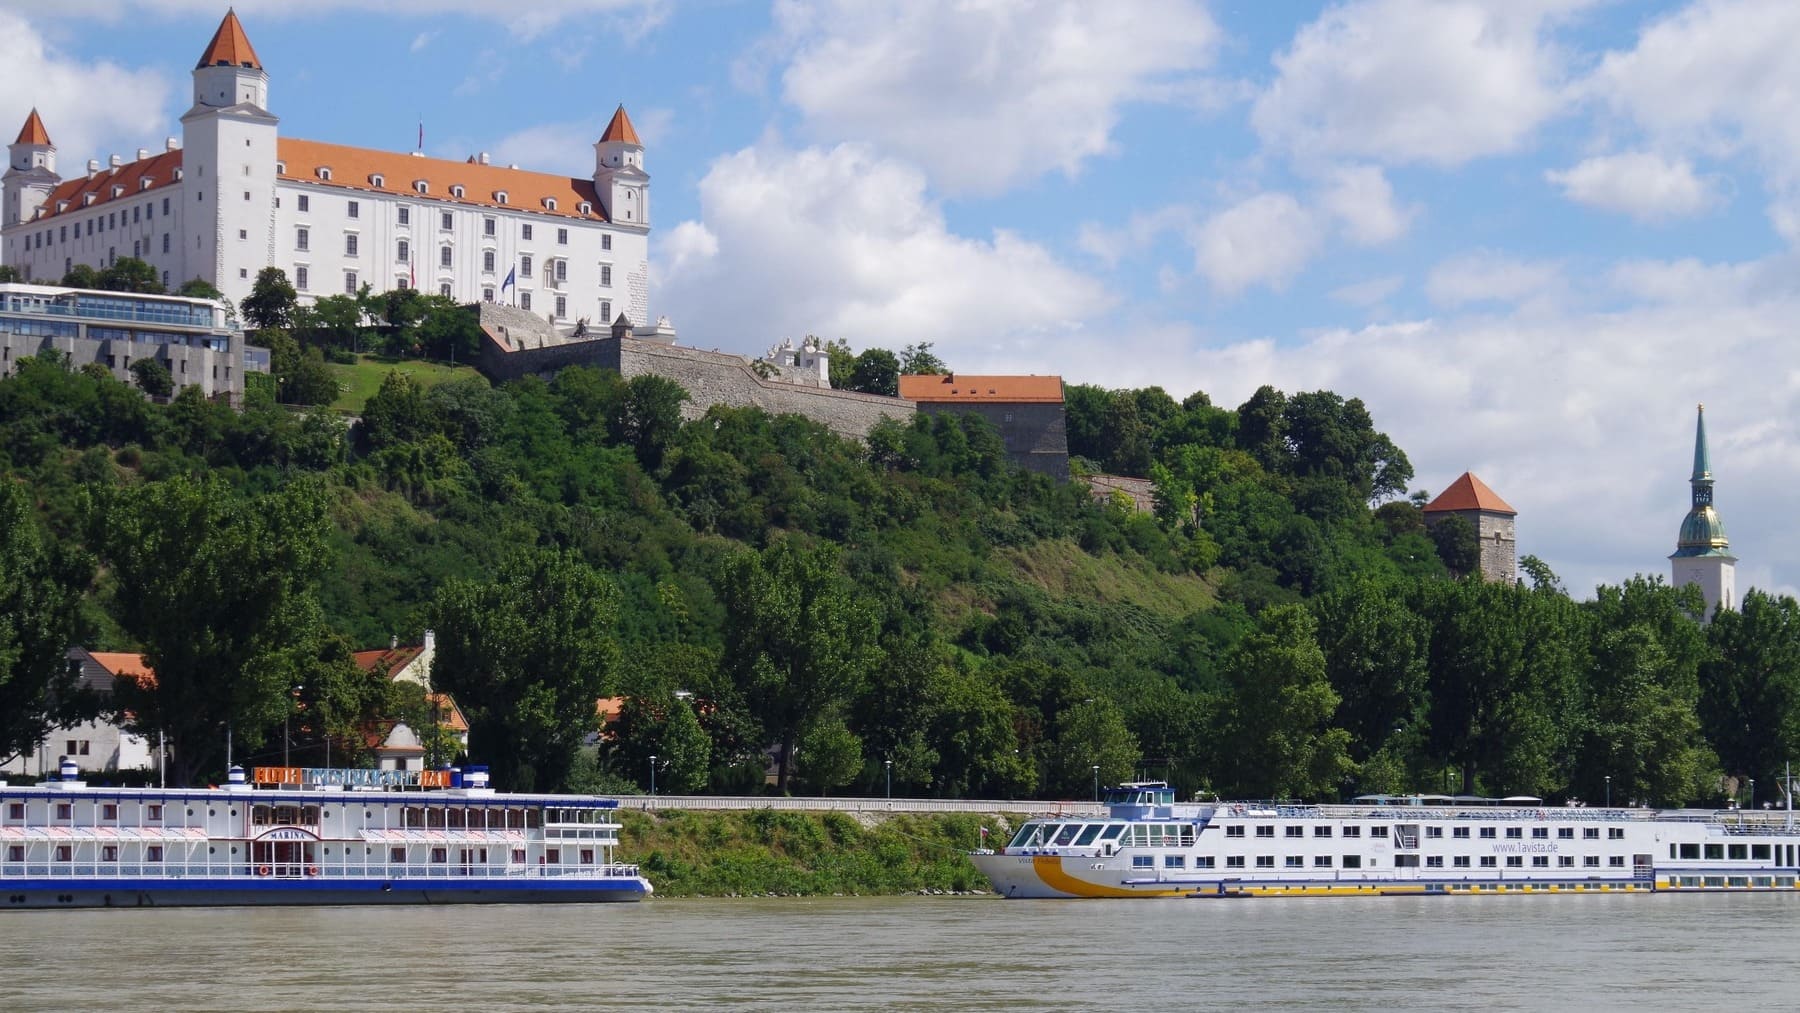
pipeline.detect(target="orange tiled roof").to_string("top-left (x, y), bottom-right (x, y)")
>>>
top-left (353, 644), bottom-right (425, 677)
top-left (427, 692), bottom-right (470, 733)
top-left (897, 373), bottom-right (1065, 404)
top-left (599, 105), bottom-right (640, 146)
top-left (15, 108), bottom-right (51, 146)
top-left (31, 149), bottom-right (183, 222)
top-left (276, 138), bottom-right (610, 222)
top-left (1423, 471), bottom-right (1517, 515)
top-left (89, 651), bottom-right (155, 688)
top-left (196, 9), bottom-right (262, 70)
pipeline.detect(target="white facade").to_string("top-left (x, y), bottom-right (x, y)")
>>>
top-left (0, 12), bottom-right (649, 325)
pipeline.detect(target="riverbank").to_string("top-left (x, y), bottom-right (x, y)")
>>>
top-left (618, 809), bottom-right (1023, 897)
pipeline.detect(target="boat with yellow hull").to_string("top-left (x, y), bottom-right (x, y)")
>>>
top-left (970, 782), bottom-right (1800, 899)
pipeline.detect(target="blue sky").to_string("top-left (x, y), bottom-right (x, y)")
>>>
top-left (7, 0), bottom-right (1800, 601)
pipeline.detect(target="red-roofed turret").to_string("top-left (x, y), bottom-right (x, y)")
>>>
top-left (196, 8), bottom-right (263, 70)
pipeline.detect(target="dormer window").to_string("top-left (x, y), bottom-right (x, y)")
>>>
top-left (450, 185), bottom-right (465, 199)
top-left (139, 178), bottom-right (153, 191)
top-left (84, 194), bottom-right (96, 205)
top-left (578, 202), bottom-right (592, 216)
top-left (494, 191), bottom-right (508, 205)
top-left (316, 167), bottom-right (332, 181)
top-left (414, 180), bottom-right (429, 194)
top-left (370, 173), bottom-right (385, 188)
top-left (173, 168), bottom-right (184, 180)
top-left (542, 197), bottom-right (558, 211)
top-left (111, 185), bottom-right (124, 198)
top-left (55, 200), bottom-right (68, 212)
top-left (275, 160), bottom-right (286, 174)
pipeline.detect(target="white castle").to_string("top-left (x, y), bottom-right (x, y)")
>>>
top-left (2, 10), bottom-right (649, 325)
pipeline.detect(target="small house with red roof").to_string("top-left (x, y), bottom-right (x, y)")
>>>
top-left (1, 649), bottom-right (156, 778)
top-left (1423, 471), bottom-right (1517, 583)
top-left (353, 631), bottom-right (470, 770)
top-left (897, 373), bottom-right (1070, 478)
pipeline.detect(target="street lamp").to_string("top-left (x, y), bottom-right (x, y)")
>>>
top-left (649, 754), bottom-right (657, 796)
top-left (1605, 775), bottom-right (1612, 808)
top-left (1749, 779), bottom-right (1756, 810)
top-left (285, 683), bottom-right (303, 767)
top-left (884, 759), bottom-right (892, 800)
top-left (1092, 764), bottom-right (1101, 802)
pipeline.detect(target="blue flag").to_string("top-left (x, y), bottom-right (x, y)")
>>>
top-left (501, 267), bottom-right (516, 292)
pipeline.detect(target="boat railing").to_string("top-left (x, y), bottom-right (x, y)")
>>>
top-left (0, 859), bottom-right (644, 881)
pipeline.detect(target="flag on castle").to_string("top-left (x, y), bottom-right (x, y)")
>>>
top-left (501, 267), bottom-right (516, 303)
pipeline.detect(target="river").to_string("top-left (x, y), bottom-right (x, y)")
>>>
top-left (2, 893), bottom-right (1789, 1010)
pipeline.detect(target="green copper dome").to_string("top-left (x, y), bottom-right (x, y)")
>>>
top-left (1672, 404), bottom-right (1731, 558)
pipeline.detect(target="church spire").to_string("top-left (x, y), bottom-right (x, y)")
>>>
top-left (1671, 403), bottom-right (1735, 619)
top-left (1691, 402), bottom-right (1712, 485)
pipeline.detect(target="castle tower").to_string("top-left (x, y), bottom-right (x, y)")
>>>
top-left (593, 105), bottom-right (649, 229)
top-left (1670, 404), bottom-right (1735, 620)
top-left (4, 108), bottom-right (59, 227)
top-left (180, 7), bottom-right (278, 306)
top-left (1423, 471), bottom-right (1517, 582)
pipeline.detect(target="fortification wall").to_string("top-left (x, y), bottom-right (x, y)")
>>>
top-left (917, 401), bottom-right (1069, 478)
top-left (614, 339), bottom-right (913, 441)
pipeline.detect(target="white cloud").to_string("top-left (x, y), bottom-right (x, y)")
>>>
top-left (769, 0), bottom-right (1220, 194)
top-left (63, 1), bottom-right (669, 41)
top-left (1253, 0), bottom-right (1589, 167)
top-left (1331, 275), bottom-right (1405, 307)
top-left (1546, 151), bottom-right (1721, 221)
top-left (654, 142), bottom-right (1113, 362)
top-left (1076, 205), bottom-right (1194, 268)
top-left (1190, 193), bottom-right (1322, 295)
top-left (485, 107), bottom-right (672, 176)
top-left (0, 11), bottom-right (171, 170)
top-left (1318, 165), bottom-right (1416, 244)
top-left (1582, 0), bottom-right (1800, 235)
top-left (1426, 251), bottom-right (1562, 307)
top-left (409, 31), bottom-right (435, 53)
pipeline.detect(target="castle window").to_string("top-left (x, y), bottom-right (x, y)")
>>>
top-left (276, 161), bottom-right (286, 174)
top-left (414, 181), bottom-right (428, 194)
top-left (520, 292), bottom-right (531, 311)
top-left (520, 255), bottom-right (532, 277)
top-left (439, 282), bottom-right (452, 298)
top-left (578, 202), bottom-right (591, 216)
top-left (451, 185), bottom-right (465, 199)
top-left (543, 198), bottom-right (558, 211)
top-left (345, 271), bottom-right (358, 294)
top-left (554, 260), bottom-right (567, 282)
top-left (370, 174), bottom-right (385, 188)
top-left (317, 167), bottom-right (332, 181)
top-left (442, 211), bottom-right (454, 231)
top-left (495, 191), bottom-right (508, 205)
top-left (297, 195), bottom-right (308, 213)
top-left (440, 245), bottom-right (452, 268)
top-left (347, 200), bottom-right (360, 219)
top-left (556, 228), bottom-right (568, 245)
top-left (397, 239), bottom-right (409, 262)
top-left (600, 265), bottom-right (611, 287)
top-left (483, 217), bottom-right (496, 237)
top-left (599, 299), bottom-right (610, 322)
top-left (398, 206), bottom-right (410, 226)
top-left (555, 295), bottom-right (566, 319)
top-left (483, 287), bottom-right (494, 302)
top-left (482, 250), bottom-right (495, 273)
top-left (601, 234), bottom-right (611, 251)
top-left (295, 266), bottom-right (308, 291)
top-left (344, 233), bottom-right (358, 257)
top-left (522, 224), bottom-right (533, 241)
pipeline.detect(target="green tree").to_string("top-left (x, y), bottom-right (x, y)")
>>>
top-left (360, 371), bottom-right (441, 450)
top-left (1701, 590), bottom-right (1800, 790)
top-left (1047, 697), bottom-right (1140, 798)
top-left (430, 550), bottom-right (621, 791)
top-left (847, 348), bottom-right (900, 396)
top-left (0, 265), bottom-right (20, 283)
top-left (1430, 515), bottom-right (1480, 577)
top-left (129, 358), bottom-right (174, 398)
top-left (1312, 578), bottom-right (1429, 767)
top-left (241, 266), bottom-right (299, 331)
top-left (714, 540), bottom-right (880, 792)
top-left (898, 341), bottom-right (947, 375)
top-left (798, 714), bottom-right (862, 795)
top-left (94, 476), bottom-right (337, 786)
top-left (98, 256), bottom-right (163, 294)
top-left (1210, 604), bottom-right (1353, 799)
top-left (61, 263), bottom-right (101, 289)
top-left (176, 278), bottom-right (225, 300)
top-left (0, 481), bottom-right (94, 767)
top-left (608, 374), bottom-right (688, 472)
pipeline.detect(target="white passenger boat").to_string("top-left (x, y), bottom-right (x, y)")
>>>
top-left (971, 782), bottom-right (1800, 898)
top-left (0, 761), bottom-right (652, 908)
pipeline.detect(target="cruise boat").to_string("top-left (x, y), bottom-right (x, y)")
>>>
top-left (0, 761), bottom-right (652, 908)
top-left (970, 782), bottom-right (1800, 898)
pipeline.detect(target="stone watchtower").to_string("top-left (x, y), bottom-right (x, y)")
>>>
top-left (1423, 471), bottom-right (1517, 582)
top-left (1669, 404), bottom-right (1735, 620)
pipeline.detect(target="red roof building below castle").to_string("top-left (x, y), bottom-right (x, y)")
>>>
top-left (353, 645), bottom-right (425, 678)
top-left (87, 651), bottom-right (155, 688)
top-left (897, 374), bottom-right (1064, 404)
top-left (1423, 471), bottom-right (1516, 515)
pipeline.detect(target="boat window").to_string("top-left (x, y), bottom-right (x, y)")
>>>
top-left (1226, 825), bottom-right (1245, 838)
top-left (1074, 824), bottom-right (1105, 846)
top-left (447, 808), bottom-right (466, 829)
top-left (1370, 825), bottom-right (1388, 838)
top-left (1053, 824), bottom-right (1082, 846)
top-left (1728, 844), bottom-right (1748, 860)
top-left (1007, 825), bottom-right (1037, 849)
top-left (405, 807), bottom-right (425, 828)
top-left (427, 808), bottom-right (446, 829)
top-left (1705, 844), bottom-right (1724, 860)
top-left (1343, 825), bottom-right (1361, 838)
top-left (1098, 824), bottom-right (1125, 842)
top-left (1752, 844), bottom-right (1772, 860)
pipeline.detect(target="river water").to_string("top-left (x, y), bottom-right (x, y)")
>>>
top-left (2, 893), bottom-right (1789, 1010)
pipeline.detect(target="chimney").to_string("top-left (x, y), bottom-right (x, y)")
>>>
top-left (136, 148), bottom-right (148, 161)
top-left (109, 154), bottom-right (122, 168)
top-left (86, 159), bottom-right (99, 178)
top-left (507, 163), bottom-right (518, 170)
top-left (166, 137), bottom-right (180, 152)
top-left (390, 634), bottom-right (398, 651)
top-left (478, 152), bottom-right (490, 165)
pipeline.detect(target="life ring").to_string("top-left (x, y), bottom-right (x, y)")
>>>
top-left (256, 865), bottom-right (271, 877)
top-left (1537, 810), bottom-right (1547, 820)
top-left (306, 866), bottom-right (320, 876)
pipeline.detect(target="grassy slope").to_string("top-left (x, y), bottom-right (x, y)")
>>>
top-left (326, 355), bottom-right (484, 413)
top-left (939, 537), bottom-right (1216, 620)
top-left (619, 810), bottom-right (1030, 897)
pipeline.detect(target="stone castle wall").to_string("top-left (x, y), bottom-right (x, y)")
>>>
top-left (1427, 509), bottom-right (1516, 583)
top-left (916, 401), bottom-right (1069, 478)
